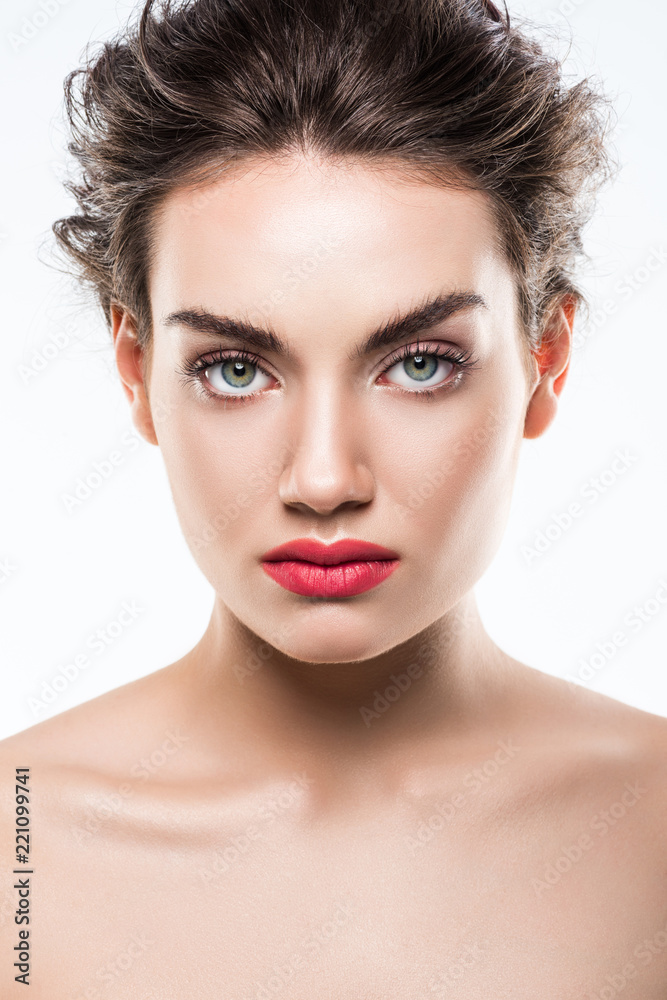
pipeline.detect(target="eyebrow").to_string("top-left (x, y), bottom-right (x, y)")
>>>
top-left (163, 291), bottom-right (486, 360)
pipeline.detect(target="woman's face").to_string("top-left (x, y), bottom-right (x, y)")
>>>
top-left (132, 155), bottom-right (541, 663)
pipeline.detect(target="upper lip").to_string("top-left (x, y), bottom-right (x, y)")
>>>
top-left (261, 537), bottom-right (399, 565)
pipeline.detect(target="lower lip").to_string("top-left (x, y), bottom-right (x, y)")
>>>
top-left (261, 559), bottom-right (399, 598)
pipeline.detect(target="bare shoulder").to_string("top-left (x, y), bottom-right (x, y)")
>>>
top-left (567, 676), bottom-right (667, 774)
top-left (0, 662), bottom-right (190, 813)
top-left (0, 662), bottom-right (198, 918)
top-left (514, 664), bottom-right (667, 836)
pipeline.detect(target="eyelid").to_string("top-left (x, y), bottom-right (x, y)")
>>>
top-left (190, 346), bottom-right (276, 381)
top-left (180, 338), bottom-right (476, 401)
top-left (377, 339), bottom-right (477, 382)
top-left (175, 346), bottom-right (279, 403)
top-left (378, 338), bottom-right (465, 370)
top-left (207, 346), bottom-right (275, 377)
top-left (187, 338), bottom-right (464, 375)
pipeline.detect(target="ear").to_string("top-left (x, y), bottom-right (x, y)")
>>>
top-left (523, 295), bottom-right (576, 440)
top-left (111, 304), bottom-right (159, 446)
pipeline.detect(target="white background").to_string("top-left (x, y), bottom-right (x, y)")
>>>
top-left (1, 0), bottom-right (665, 739)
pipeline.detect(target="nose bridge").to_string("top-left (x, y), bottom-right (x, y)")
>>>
top-left (279, 377), bottom-right (374, 513)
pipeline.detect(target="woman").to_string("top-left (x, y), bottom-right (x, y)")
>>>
top-left (2, 0), bottom-right (666, 995)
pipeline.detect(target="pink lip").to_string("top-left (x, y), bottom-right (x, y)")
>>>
top-left (262, 538), bottom-right (399, 564)
top-left (261, 537), bottom-right (400, 598)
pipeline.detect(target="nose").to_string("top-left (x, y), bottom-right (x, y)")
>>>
top-left (278, 383), bottom-right (375, 516)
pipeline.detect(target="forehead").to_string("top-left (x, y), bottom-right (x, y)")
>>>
top-left (148, 154), bottom-right (514, 340)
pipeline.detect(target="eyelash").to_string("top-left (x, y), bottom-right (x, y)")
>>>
top-left (380, 340), bottom-right (478, 399)
top-left (177, 348), bottom-right (266, 406)
top-left (176, 340), bottom-right (479, 405)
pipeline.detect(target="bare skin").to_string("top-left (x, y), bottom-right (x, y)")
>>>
top-left (1, 154), bottom-right (666, 998)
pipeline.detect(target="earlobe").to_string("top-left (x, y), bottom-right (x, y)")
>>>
top-left (523, 387), bottom-right (558, 440)
top-left (110, 304), bottom-right (159, 447)
top-left (523, 296), bottom-right (576, 441)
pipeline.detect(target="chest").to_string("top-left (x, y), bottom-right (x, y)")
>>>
top-left (30, 798), bottom-right (667, 1000)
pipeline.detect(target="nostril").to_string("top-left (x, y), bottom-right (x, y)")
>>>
top-left (278, 463), bottom-right (375, 515)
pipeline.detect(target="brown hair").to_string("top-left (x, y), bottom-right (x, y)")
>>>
top-left (52, 0), bottom-right (613, 370)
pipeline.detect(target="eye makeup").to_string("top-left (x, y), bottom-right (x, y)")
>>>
top-left (175, 338), bottom-right (479, 405)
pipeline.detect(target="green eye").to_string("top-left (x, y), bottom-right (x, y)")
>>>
top-left (221, 359), bottom-right (256, 388)
top-left (384, 352), bottom-right (455, 390)
top-left (204, 356), bottom-right (272, 396)
top-left (402, 355), bottom-right (439, 381)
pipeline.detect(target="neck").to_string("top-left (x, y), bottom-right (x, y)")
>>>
top-left (172, 591), bottom-right (519, 774)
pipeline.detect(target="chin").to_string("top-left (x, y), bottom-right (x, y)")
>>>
top-left (287, 640), bottom-right (384, 666)
top-left (256, 603), bottom-right (407, 665)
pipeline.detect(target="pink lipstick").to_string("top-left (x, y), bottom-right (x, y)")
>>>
top-left (261, 537), bottom-right (400, 598)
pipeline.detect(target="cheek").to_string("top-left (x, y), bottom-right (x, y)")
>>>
top-left (384, 383), bottom-right (525, 572)
top-left (156, 404), bottom-right (283, 557)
